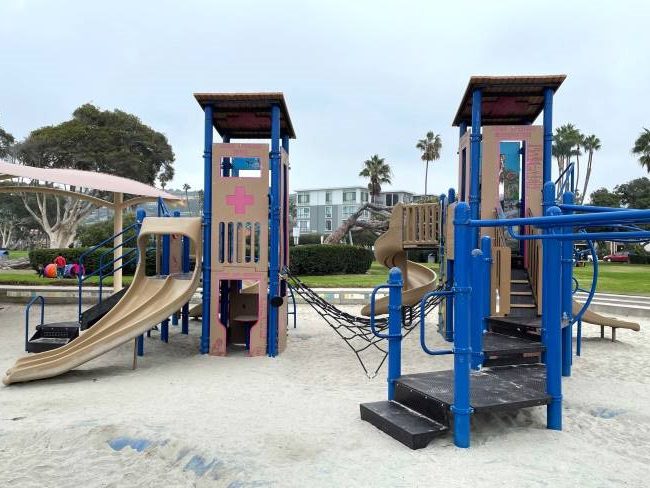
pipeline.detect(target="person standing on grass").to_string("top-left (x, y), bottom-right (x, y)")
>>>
top-left (53, 254), bottom-right (66, 279)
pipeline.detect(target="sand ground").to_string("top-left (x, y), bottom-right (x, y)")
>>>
top-left (0, 303), bottom-right (649, 487)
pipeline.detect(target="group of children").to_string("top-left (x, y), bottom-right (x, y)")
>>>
top-left (37, 254), bottom-right (85, 279)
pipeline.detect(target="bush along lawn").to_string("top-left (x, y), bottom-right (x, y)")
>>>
top-left (296, 262), bottom-right (440, 288)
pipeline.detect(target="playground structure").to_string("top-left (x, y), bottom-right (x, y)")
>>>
top-left (3, 92), bottom-right (297, 384)
top-left (361, 75), bottom-right (645, 449)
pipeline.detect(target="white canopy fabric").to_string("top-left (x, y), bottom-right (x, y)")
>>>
top-left (0, 160), bottom-right (180, 200)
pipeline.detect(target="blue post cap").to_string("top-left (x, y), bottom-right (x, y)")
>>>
top-left (454, 201), bottom-right (471, 222)
top-left (547, 206), bottom-right (562, 217)
top-left (448, 188), bottom-right (456, 202)
top-left (173, 209), bottom-right (181, 217)
top-left (388, 267), bottom-right (403, 285)
top-left (135, 208), bottom-right (146, 222)
top-left (562, 191), bottom-right (575, 204)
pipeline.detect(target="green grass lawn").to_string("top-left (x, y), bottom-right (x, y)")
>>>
top-left (0, 269), bottom-right (134, 287)
top-left (574, 262), bottom-right (650, 296)
top-left (8, 250), bottom-right (29, 259)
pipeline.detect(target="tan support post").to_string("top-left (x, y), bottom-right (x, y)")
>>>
top-left (113, 192), bottom-right (123, 293)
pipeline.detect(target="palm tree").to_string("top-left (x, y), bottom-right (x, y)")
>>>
top-left (580, 135), bottom-right (601, 204)
top-left (182, 183), bottom-right (191, 214)
top-left (416, 132), bottom-right (442, 196)
top-left (632, 128), bottom-right (650, 173)
top-left (553, 124), bottom-right (583, 196)
top-left (359, 155), bottom-right (392, 204)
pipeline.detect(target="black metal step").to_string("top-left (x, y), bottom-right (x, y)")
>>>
top-left (28, 321), bottom-right (79, 353)
top-left (80, 286), bottom-right (129, 330)
top-left (511, 294), bottom-right (536, 305)
top-left (511, 282), bottom-right (532, 293)
top-left (360, 401), bottom-right (448, 450)
top-left (483, 332), bottom-right (543, 355)
top-left (511, 268), bottom-right (529, 281)
top-left (395, 364), bottom-right (550, 420)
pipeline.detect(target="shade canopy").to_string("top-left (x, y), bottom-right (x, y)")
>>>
top-left (0, 160), bottom-right (179, 200)
top-left (193, 92), bottom-right (296, 140)
top-left (452, 75), bottom-right (566, 127)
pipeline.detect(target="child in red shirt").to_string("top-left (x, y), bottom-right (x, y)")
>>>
top-left (54, 255), bottom-right (66, 278)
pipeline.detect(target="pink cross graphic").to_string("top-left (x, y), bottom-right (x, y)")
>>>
top-left (225, 186), bottom-right (255, 215)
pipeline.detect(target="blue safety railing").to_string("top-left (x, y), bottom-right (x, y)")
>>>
top-left (77, 220), bottom-right (142, 321)
top-left (25, 295), bottom-right (45, 351)
top-left (419, 290), bottom-right (454, 356)
top-left (370, 181), bottom-right (650, 449)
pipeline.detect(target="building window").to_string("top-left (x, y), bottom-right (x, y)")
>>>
top-left (325, 191), bottom-right (332, 204)
top-left (342, 205), bottom-right (357, 218)
top-left (325, 219), bottom-right (332, 231)
top-left (361, 191), bottom-right (369, 203)
top-left (298, 220), bottom-right (310, 231)
top-left (297, 193), bottom-right (310, 204)
top-left (325, 206), bottom-right (332, 218)
top-left (297, 207), bottom-right (310, 219)
top-left (385, 193), bottom-right (398, 206)
top-left (343, 191), bottom-right (356, 203)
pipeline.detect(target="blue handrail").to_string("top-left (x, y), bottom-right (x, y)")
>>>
top-left (368, 284), bottom-right (400, 339)
top-left (419, 290), bottom-right (454, 356)
top-left (25, 295), bottom-right (45, 351)
top-left (555, 162), bottom-right (575, 198)
top-left (571, 239), bottom-right (599, 327)
top-left (287, 283), bottom-right (297, 329)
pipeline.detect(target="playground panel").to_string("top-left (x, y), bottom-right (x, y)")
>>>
top-left (210, 143), bottom-right (270, 356)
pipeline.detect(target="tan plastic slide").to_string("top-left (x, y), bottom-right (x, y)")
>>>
top-left (572, 300), bottom-right (640, 331)
top-left (361, 203), bottom-right (437, 316)
top-left (3, 217), bottom-right (202, 385)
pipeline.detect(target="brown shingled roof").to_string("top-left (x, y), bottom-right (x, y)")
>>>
top-left (193, 92), bottom-right (296, 139)
top-left (452, 75), bottom-right (566, 127)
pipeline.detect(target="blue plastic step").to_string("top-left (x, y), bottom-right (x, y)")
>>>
top-left (360, 400), bottom-right (448, 450)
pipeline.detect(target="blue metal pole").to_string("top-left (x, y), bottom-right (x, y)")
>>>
top-left (160, 226), bottom-right (170, 342)
top-left (470, 248), bottom-right (484, 370)
top-left (470, 89), bottom-right (482, 247)
top-left (452, 202), bottom-right (473, 448)
top-left (543, 206), bottom-right (563, 431)
top-left (135, 209), bottom-right (146, 356)
top-left (561, 192), bottom-right (575, 376)
top-left (438, 193), bottom-right (447, 337)
top-left (445, 187), bottom-right (456, 342)
top-left (220, 135), bottom-right (231, 332)
top-left (200, 105), bottom-right (213, 354)
top-left (543, 88), bottom-right (554, 185)
top-left (181, 228), bottom-right (190, 335)
top-left (268, 104), bottom-right (282, 357)
top-left (480, 236), bottom-right (492, 331)
top-left (171, 210), bottom-right (181, 327)
top-left (386, 267), bottom-right (403, 400)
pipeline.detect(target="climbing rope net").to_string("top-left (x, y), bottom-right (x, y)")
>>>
top-left (284, 267), bottom-right (445, 377)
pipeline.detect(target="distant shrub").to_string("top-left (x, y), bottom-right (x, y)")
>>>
top-left (290, 234), bottom-right (324, 246)
top-left (289, 245), bottom-right (373, 275)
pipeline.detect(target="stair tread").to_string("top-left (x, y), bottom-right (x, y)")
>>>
top-left (396, 364), bottom-right (550, 414)
top-left (510, 279), bottom-right (529, 284)
top-left (511, 291), bottom-right (533, 296)
top-left (360, 401), bottom-right (448, 449)
top-left (511, 303), bottom-right (536, 308)
top-left (483, 332), bottom-right (543, 355)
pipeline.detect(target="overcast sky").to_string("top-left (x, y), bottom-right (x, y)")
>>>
top-left (1, 0), bottom-right (648, 199)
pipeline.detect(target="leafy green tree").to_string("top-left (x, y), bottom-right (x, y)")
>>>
top-left (16, 104), bottom-right (175, 247)
top-left (632, 128), bottom-right (650, 172)
top-left (76, 213), bottom-right (136, 247)
top-left (589, 187), bottom-right (621, 207)
top-left (416, 132), bottom-right (442, 196)
top-left (614, 177), bottom-right (650, 209)
top-left (359, 155), bottom-right (392, 204)
top-left (0, 125), bottom-right (15, 159)
top-left (579, 134), bottom-right (601, 204)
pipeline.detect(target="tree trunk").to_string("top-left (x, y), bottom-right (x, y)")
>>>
top-left (424, 160), bottom-right (429, 196)
top-left (20, 192), bottom-right (95, 249)
top-left (580, 151), bottom-right (593, 205)
top-left (324, 202), bottom-right (391, 244)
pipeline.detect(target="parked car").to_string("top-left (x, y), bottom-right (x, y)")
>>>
top-left (603, 252), bottom-right (630, 263)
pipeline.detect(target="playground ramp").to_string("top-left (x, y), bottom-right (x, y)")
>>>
top-left (3, 217), bottom-right (202, 385)
top-left (361, 203), bottom-right (437, 316)
top-left (572, 301), bottom-right (640, 331)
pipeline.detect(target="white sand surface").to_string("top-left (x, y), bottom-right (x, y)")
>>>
top-left (1, 303), bottom-right (649, 487)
